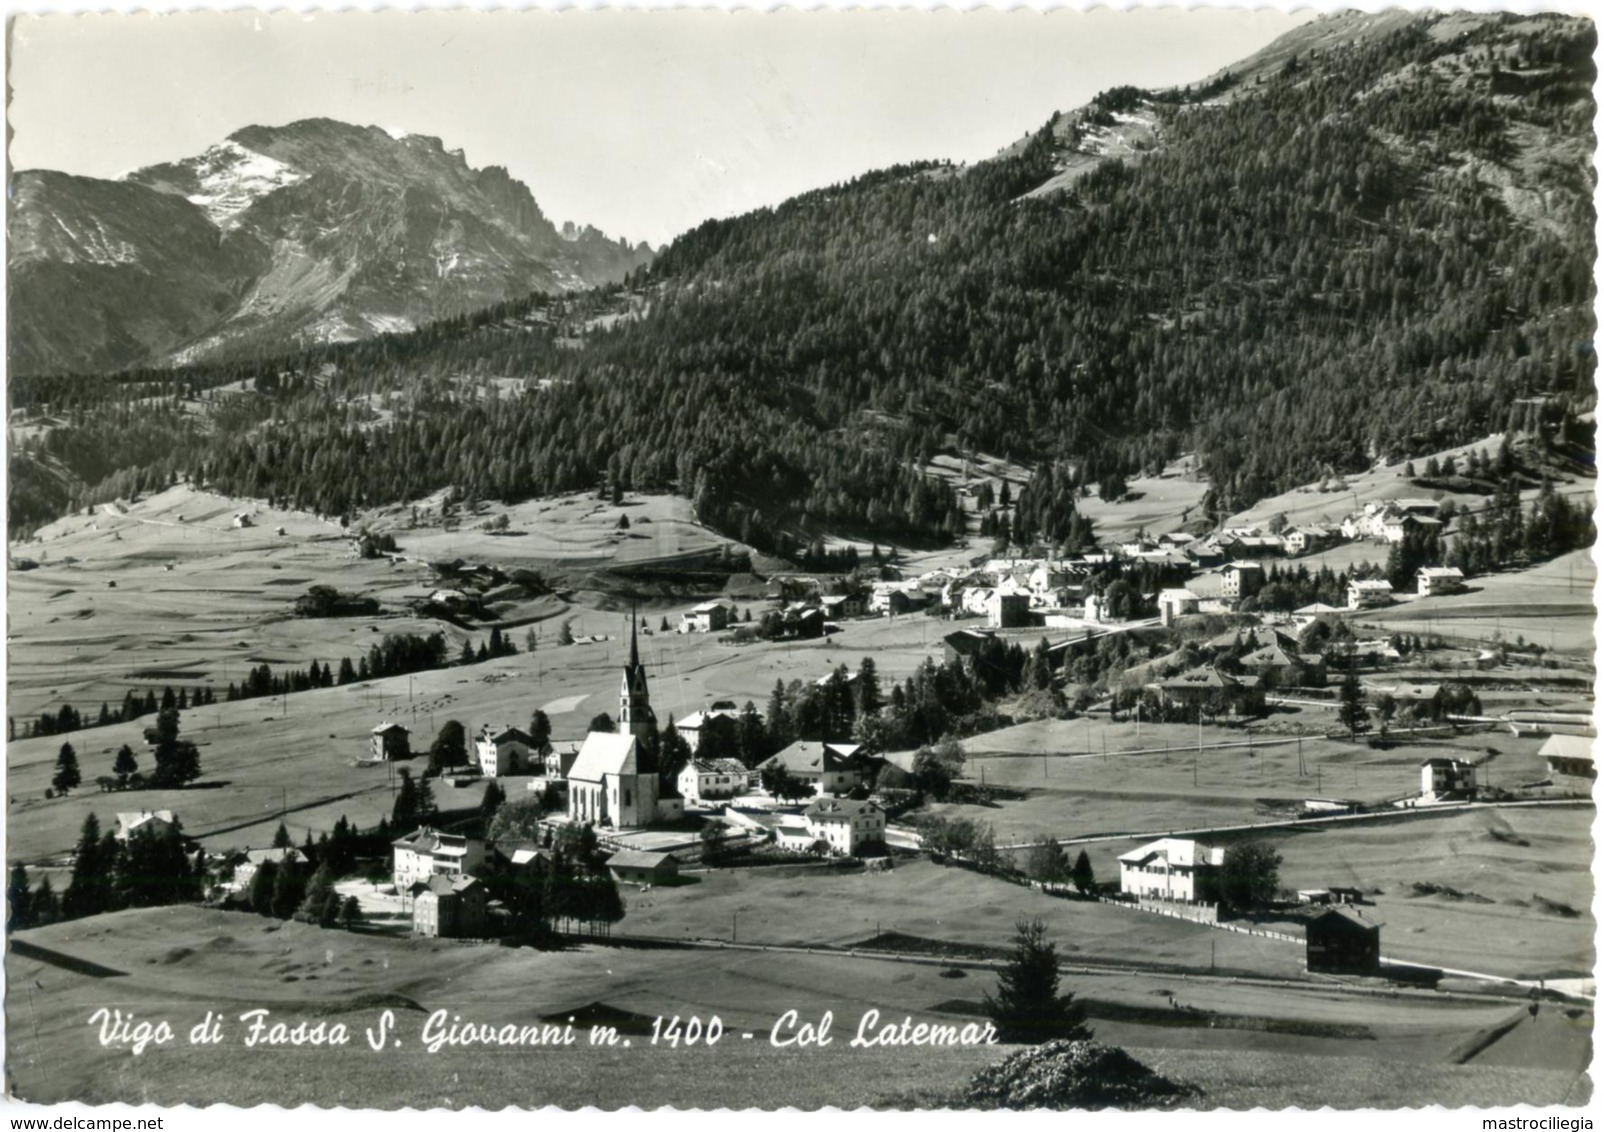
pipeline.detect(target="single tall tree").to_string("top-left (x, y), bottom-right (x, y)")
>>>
top-left (8, 863), bottom-right (33, 932)
top-left (1219, 841), bottom-right (1282, 910)
top-left (528, 710), bottom-right (553, 749)
top-left (112, 744), bottom-right (138, 787)
top-left (428, 719), bottom-right (468, 775)
top-left (1070, 849), bottom-right (1096, 894)
top-left (52, 742), bottom-right (82, 795)
top-left (1337, 672), bottom-right (1369, 739)
top-left (984, 918), bottom-right (1092, 1044)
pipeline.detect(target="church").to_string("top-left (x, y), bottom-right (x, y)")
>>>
top-left (566, 616), bottom-right (682, 830)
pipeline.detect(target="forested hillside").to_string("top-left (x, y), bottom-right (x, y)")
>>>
top-left (10, 11), bottom-right (1595, 550)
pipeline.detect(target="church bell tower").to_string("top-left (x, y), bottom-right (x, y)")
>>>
top-left (619, 608), bottom-right (655, 740)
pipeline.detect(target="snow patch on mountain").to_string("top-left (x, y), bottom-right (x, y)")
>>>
top-left (179, 141), bottom-right (308, 230)
top-left (48, 216), bottom-right (140, 266)
top-left (364, 313), bottom-right (415, 335)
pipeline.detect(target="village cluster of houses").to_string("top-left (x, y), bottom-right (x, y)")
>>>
top-left (688, 494), bottom-right (1471, 644)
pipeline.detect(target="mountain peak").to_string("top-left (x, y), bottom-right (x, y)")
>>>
top-left (13, 117), bottom-right (654, 374)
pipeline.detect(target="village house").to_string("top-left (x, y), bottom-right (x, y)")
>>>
top-left (1419, 757), bottom-right (1477, 801)
top-left (1028, 563), bottom-right (1073, 601)
top-left (567, 620), bottom-right (682, 829)
top-left (370, 722), bottom-right (412, 761)
top-left (870, 580), bottom-right (927, 615)
top-left (1387, 682), bottom-right (1446, 719)
top-left (1305, 907), bottom-right (1381, 974)
top-left (391, 827), bottom-right (488, 890)
top-left (1220, 562), bottom-right (1264, 602)
top-left (1395, 498), bottom-right (1443, 516)
top-left (1147, 666), bottom-right (1264, 716)
top-left (606, 849), bottom-right (680, 885)
top-left (1347, 579), bottom-right (1394, 610)
top-left (115, 810), bottom-right (179, 842)
top-left (775, 819), bottom-right (821, 854)
top-left (961, 586), bottom-right (996, 619)
top-left (1118, 838), bottom-right (1224, 902)
top-left (759, 740), bottom-right (867, 796)
top-left (767, 575), bottom-right (824, 602)
top-left (942, 628), bottom-right (994, 663)
top-left (678, 758), bottom-right (751, 804)
top-left (542, 741), bottom-right (582, 781)
top-left (474, 724), bottom-right (546, 777)
top-left (1157, 588), bottom-right (1201, 626)
top-left (1541, 734), bottom-right (1596, 781)
top-left (1222, 534), bottom-right (1286, 559)
top-left (1186, 539), bottom-right (1228, 568)
top-left (1134, 548), bottom-right (1192, 571)
top-left (676, 701), bottom-right (747, 746)
top-left (987, 590), bottom-right (1032, 629)
top-left (1416, 566), bottom-right (1467, 596)
top-left (230, 847), bottom-right (306, 893)
top-left (680, 601), bottom-right (732, 634)
top-left (802, 798), bottom-right (886, 856)
top-left (1239, 642), bottom-right (1326, 688)
top-left (413, 874), bottom-right (488, 939)
top-left (1381, 512), bottom-right (1442, 545)
top-left (820, 593), bottom-right (869, 620)
top-left (1282, 524), bottom-right (1338, 556)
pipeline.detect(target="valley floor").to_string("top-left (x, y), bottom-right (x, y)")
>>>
top-left (5, 906), bottom-right (1592, 1110)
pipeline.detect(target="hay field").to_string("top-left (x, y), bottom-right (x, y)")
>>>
top-left (924, 716), bottom-right (1552, 843)
top-left (5, 520), bottom-right (973, 862)
top-left (1063, 805), bottom-right (1594, 983)
top-left (1357, 549), bottom-right (1597, 655)
top-left (8, 904), bottom-right (1582, 1109)
top-left (366, 490), bottom-right (730, 569)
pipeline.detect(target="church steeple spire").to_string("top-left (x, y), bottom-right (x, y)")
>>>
top-left (619, 605), bottom-right (654, 739)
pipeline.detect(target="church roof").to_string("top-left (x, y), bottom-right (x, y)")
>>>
top-left (569, 731), bottom-right (640, 783)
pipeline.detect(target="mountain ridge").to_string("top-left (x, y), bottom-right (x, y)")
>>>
top-left (9, 118), bottom-right (654, 375)
top-left (8, 10), bottom-right (1597, 555)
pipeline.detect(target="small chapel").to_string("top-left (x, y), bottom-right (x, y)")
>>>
top-left (566, 615), bottom-right (681, 829)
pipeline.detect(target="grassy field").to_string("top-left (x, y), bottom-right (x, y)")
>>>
top-left (925, 715), bottom-right (1556, 843)
top-left (4, 534), bottom-right (986, 862)
top-left (618, 858), bottom-right (1309, 976)
top-left (1223, 431), bottom-right (1596, 535)
top-left (1054, 805), bottom-right (1594, 983)
top-left (1356, 549), bottom-right (1598, 656)
top-left (6, 905), bottom-right (1588, 1109)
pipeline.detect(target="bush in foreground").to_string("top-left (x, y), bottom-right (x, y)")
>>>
top-left (962, 1039), bottom-right (1197, 1110)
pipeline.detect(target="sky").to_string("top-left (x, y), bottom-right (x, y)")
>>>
top-left (8, 8), bottom-right (1318, 248)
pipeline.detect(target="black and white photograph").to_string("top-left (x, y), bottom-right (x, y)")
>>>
top-left (3, 1), bottom-right (1598, 1116)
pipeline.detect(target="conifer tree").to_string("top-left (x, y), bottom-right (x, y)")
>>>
top-left (52, 742), bottom-right (81, 795)
top-left (984, 918), bottom-right (1091, 1044)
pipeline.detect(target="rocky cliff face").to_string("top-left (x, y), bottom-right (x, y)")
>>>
top-left (9, 118), bottom-right (653, 374)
